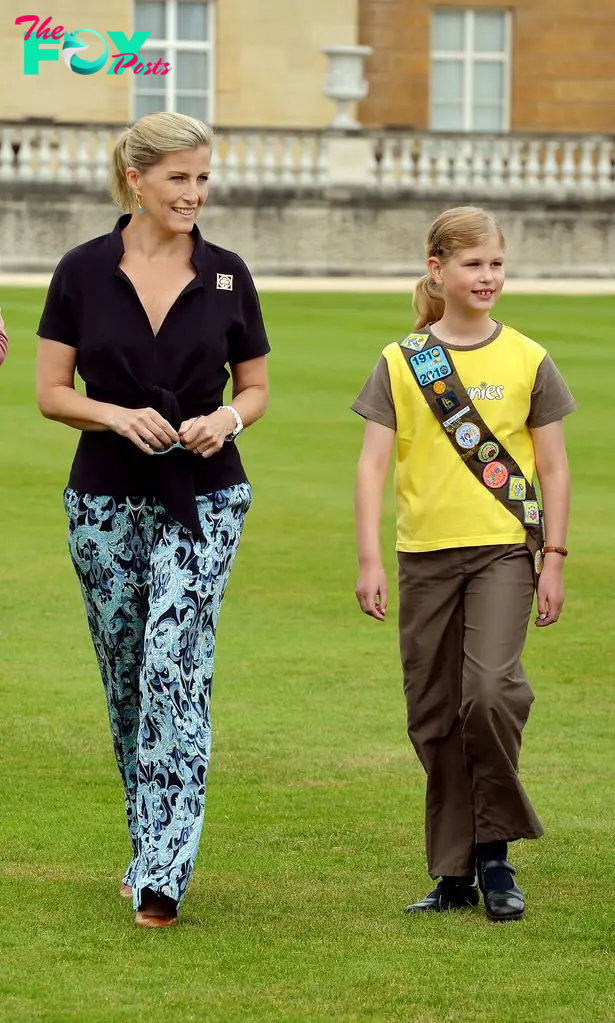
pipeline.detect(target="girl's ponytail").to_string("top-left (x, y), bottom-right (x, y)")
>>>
top-left (413, 273), bottom-right (445, 330)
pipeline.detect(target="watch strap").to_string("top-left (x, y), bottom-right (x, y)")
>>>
top-left (219, 404), bottom-right (243, 440)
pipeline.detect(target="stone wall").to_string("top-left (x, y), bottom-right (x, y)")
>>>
top-left (1, 184), bottom-right (614, 277)
top-left (216, 0), bottom-right (359, 127)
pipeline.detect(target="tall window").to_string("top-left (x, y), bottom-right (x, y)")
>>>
top-left (133, 1), bottom-right (214, 122)
top-left (430, 9), bottom-right (510, 132)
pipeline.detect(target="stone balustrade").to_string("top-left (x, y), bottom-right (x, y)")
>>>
top-left (1, 120), bottom-right (614, 198)
top-left (372, 133), bottom-right (615, 196)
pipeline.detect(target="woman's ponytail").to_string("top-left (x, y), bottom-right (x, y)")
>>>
top-left (413, 274), bottom-right (445, 330)
top-left (110, 132), bottom-right (134, 211)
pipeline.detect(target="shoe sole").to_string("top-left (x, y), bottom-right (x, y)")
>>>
top-left (134, 912), bottom-right (178, 928)
top-left (404, 900), bottom-right (480, 913)
top-left (485, 909), bottom-right (525, 922)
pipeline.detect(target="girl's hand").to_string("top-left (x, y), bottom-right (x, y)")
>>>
top-left (355, 562), bottom-right (388, 621)
top-left (179, 409), bottom-right (235, 458)
top-left (107, 406), bottom-right (179, 454)
top-left (535, 560), bottom-right (565, 627)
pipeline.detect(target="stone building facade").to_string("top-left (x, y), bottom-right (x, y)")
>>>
top-left (3, 1), bottom-right (614, 281)
top-left (4, 1), bottom-right (614, 132)
top-left (359, 0), bottom-right (615, 133)
top-left (3, 0), bottom-right (358, 127)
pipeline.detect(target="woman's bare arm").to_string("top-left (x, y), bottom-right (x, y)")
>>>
top-left (179, 355), bottom-right (269, 454)
top-left (37, 338), bottom-right (179, 453)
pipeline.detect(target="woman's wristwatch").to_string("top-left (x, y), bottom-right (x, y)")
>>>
top-left (543, 545), bottom-right (568, 558)
top-left (218, 404), bottom-right (244, 441)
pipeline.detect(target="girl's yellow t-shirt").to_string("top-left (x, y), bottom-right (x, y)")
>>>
top-left (353, 324), bottom-right (576, 553)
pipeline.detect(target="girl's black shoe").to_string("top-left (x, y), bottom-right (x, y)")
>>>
top-left (404, 877), bottom-right (479, 913)
top-left (477, 859), bottom-right (525, 922)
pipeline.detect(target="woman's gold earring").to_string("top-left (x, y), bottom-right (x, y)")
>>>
top-left (136, 192), bottom-right (144, 216)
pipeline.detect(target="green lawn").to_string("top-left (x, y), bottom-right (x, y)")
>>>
top-left (0, 289), bottom-right (613, 1023)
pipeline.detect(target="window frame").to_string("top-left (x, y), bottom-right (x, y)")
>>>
top-left (430, 8), bottom-right (511, 133)
top-left (131, 0), bottom-right (216, 124)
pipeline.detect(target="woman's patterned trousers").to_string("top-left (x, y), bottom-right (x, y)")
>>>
top-left (64, 484), bottom-right (251, 913)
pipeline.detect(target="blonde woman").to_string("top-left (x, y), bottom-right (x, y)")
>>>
top-left (37, 113), bottom-right (269, 928)
top-left (352, 206), bottom-right (575, 921)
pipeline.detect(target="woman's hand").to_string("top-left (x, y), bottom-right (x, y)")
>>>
top-left (107, 406), bottom-right (180, 455)
top-left (355, 561), bottom-right (388, 621)
top-left (535, 559), bottom-right (565, 627)
top-left (179, 409), bottom-right (235, 458)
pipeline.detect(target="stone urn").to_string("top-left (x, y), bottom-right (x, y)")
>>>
top-left (321, 45), bottom-right (373, 130)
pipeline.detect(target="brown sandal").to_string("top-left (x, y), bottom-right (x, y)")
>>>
top-left (134, 910), bottom-right (178, 928)
top-left (134, 888), bottom-right (178, 928)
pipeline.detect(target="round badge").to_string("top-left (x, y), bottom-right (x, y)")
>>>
top-left (433, 381), bottom-right (447, 395)
top-left (482, 461), bottom-right (509, 489)
top-left (534, 550), bottom-right (544, 576)
top-left (454, 422), bottom-right (481, 450)
top-left (477, 441), bottom-right (500, 463)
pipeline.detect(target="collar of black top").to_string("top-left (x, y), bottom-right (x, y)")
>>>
top-left (107, 213), bottom-right (209, 273)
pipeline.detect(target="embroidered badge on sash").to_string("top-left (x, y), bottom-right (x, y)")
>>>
top-left (482, 461), bottom-right (509, 489)
top-left (400, 333), bottom-right (429, 352)
top-left (433, 381), bottom-right (447, 395)
top-left (508, 476), bottom-right (526, 501)
top-left (477, 441), bottom-right (499, 463)
top-left (436, 391), bottom-right (460, 414)
top-left (523, 500), bottom-right (541, 525)
top-left (443, 406), bottom-right (471, 430)
top-left (534, 550), bottom-right (544, 575)
top-left (409, 346), bottom-right (453, 387)
top-left (455, 422), bottom-right (481, 449)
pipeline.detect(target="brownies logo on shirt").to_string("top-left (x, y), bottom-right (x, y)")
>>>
top-left (467, 382), bottom-right (504, 400)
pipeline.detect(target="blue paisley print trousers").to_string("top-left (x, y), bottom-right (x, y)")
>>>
top-left (64, 484), bottom-right (251, 913)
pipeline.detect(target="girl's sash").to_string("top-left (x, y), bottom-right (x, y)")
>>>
top-left (399, 332), bottom-right (544, 583)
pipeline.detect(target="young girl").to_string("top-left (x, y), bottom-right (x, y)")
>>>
top-left (352, 206), bottom-right (576, 922)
